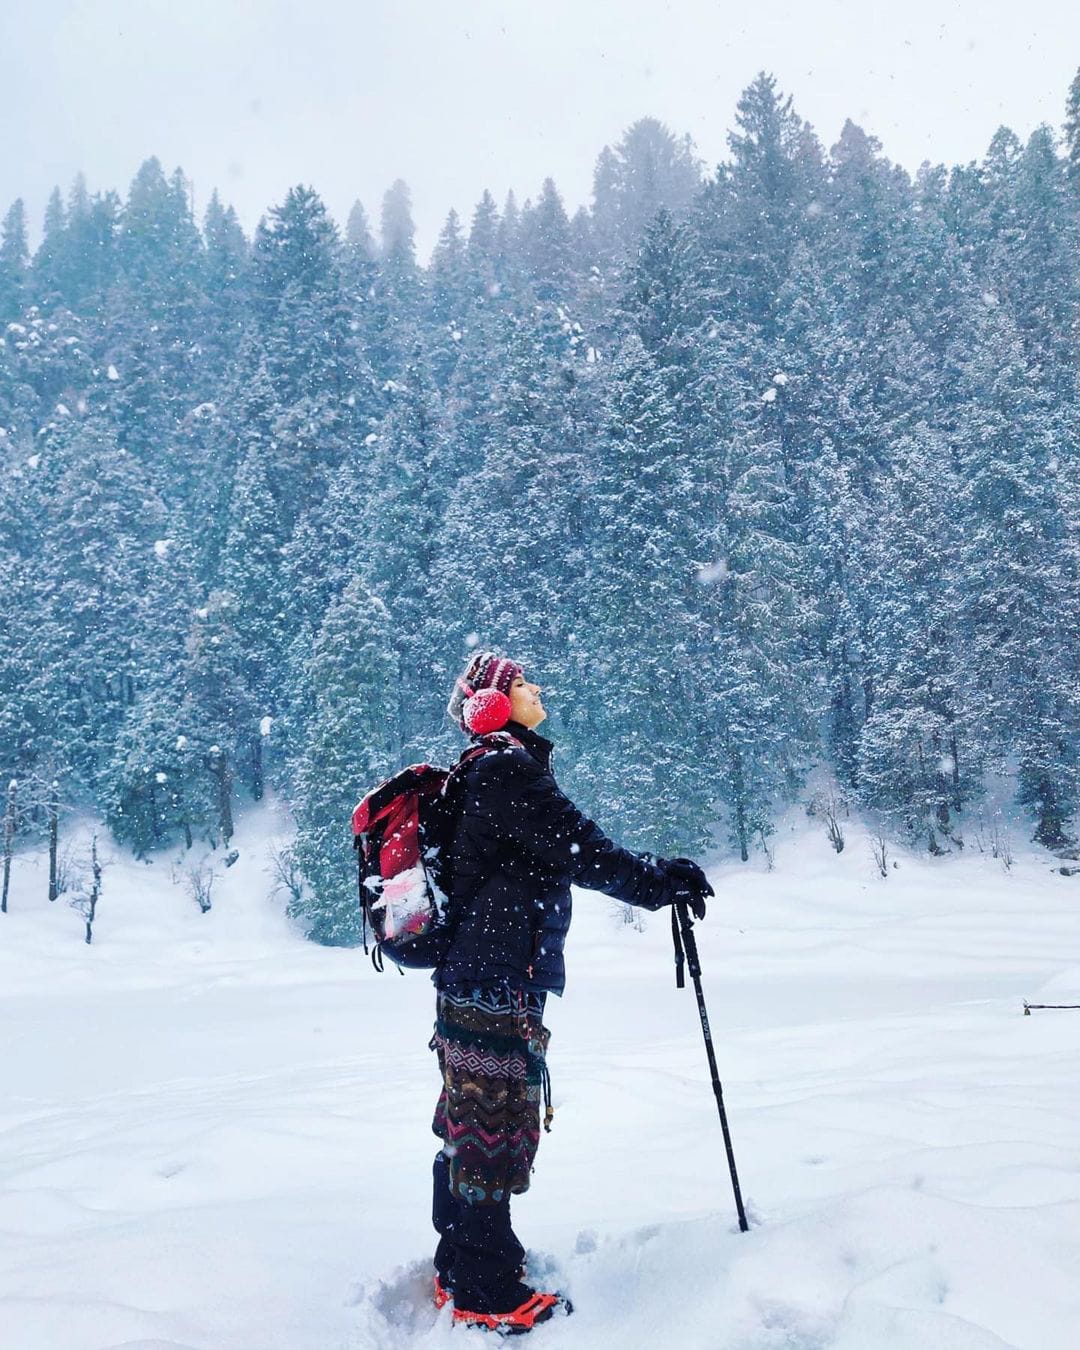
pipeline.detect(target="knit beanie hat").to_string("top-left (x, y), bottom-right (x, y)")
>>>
top-left (447, 650), bottom-right (524, 735)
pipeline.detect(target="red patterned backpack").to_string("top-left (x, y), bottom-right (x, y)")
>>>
top-left (351, 733), bottom-right (520, 971)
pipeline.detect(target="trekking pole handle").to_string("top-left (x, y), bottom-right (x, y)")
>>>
top-left (675, 901), bottom-right (703, 981)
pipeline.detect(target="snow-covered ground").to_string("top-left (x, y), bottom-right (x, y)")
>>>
top-left (2, 801), bottom-right (1079, 1349)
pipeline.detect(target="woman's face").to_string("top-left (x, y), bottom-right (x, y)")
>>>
top-left (508, 674), bottom-right (546, 728)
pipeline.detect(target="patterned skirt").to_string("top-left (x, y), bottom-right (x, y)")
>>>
top-left (431, 985), bottom-right (551, 1206)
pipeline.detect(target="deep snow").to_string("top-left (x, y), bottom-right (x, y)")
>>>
top-left (1, 799), bottom-right (1079, 1350)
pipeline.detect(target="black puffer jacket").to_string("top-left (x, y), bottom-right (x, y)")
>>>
top-left (437, 723), bottom-right (676, 996)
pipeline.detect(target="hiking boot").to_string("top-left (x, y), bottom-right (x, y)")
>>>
top-left (451, 1286), bottom-right (573, 1335)
top-left (434, 1266), bottom-right (529, 1310)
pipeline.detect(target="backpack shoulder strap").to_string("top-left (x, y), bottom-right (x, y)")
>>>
top-left (443, 733), bottom-right (523, 789)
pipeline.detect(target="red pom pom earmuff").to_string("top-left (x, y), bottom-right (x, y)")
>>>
top-left (462, 687), bottom-right (513, 734)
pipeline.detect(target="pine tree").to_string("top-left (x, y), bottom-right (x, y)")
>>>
top-left (346, 199), bottom-right (377, 259)
top-left (291, 579), bottom-right (399, 945)
top-left (856, 427), bottom-right (973, 848)
top-left (518, 178), bottom-right (574, 301)
top-left (466, 190), bottom-right (501, 293)
top-left (251, 185), bottom-right (374, 520)
top-left (218, 441), bottom-right (287, 714)
top-left (178, 591), bottom-right (258, 841)
top-left (428, 210), bottom-right (470, 383)
top-left (591, 118), bottom-right (702, 257)
top-left (36, 420), bottom-right (166, 792)
top-left (380, 179), bottom-right (417, 270)
top-left (952, 304), bottom-right (1080, 847)
top-left (0, 200), bottom-right (29, 324)
top-left (582, 334), bottom-right (717, 851)
top-left (704, 366), bottom-right (821, 859)
top-left (202, 191), bottom-right (249, 372)
top-left (33, 188), bottom-right (67, 303)
top-left (699, 72), bottom-right (827, 334)
top-left (1066, 67), bottom-right (1080, 188)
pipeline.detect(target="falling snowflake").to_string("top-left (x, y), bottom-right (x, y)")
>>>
top-left (761, 387), bottom-right (777, 403)
top-left (107, 364), bottom-right (120, 381)
top-left (153, 540), bottom-right (171, 560)
top-left (176, 736), bottom-right (188, 751)
top-left (260, 715), bottom-right (273, 737)
top-left (773, 372), bottom-right (789, 386)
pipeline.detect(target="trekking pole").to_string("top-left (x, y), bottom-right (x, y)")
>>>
top-left (671, 901), bottom-right (750, 1233)
top-left (1023, 1000), bottom-right (1080, 1014)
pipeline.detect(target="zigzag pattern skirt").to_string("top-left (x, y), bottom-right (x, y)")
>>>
top-left (431, 985), bottom-right (550, 1206)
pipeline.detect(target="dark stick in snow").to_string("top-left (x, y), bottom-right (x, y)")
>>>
top-left (84, 835), bottom-right (101, 945)
top-left (671, 901), bottom-right (750, 1233)
top-left (1023, 1001), bottom-right (1080, 1014)
top-left (48, 780), bottom-right (59, 902)
top-left (2, 778), bottom-right (16, 913)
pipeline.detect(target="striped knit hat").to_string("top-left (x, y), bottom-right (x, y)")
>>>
top-left (447, 650), bottom-right (524, 734)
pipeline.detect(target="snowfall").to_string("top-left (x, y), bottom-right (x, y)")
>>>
top-left (2, 798), bottom-right (1078, 1350)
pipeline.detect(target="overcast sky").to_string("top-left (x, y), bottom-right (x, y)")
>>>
top-left (3, 0), bottom-right (1079, 258)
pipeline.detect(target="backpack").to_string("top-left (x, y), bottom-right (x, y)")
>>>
top-left (351, 733), bottom-right (520, 972)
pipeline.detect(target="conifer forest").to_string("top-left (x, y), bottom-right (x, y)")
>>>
top-left (2, 72), bottom-right (1079, 944)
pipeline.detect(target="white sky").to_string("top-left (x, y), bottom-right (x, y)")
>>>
top-left (3, 0), bottom-right (1079, 258)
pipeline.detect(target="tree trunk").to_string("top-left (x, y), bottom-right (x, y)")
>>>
top-left (732, 753), bottom-right (749, 862)
top-left (48, 781), bottom-right (59, 901)
top-left (85, 834), bottom-right (100, 945)
top-left (2, 779), bottom-right (16, 914)
top-left (216, 752), bottom-right (234, 845)
top-left (251, 735), bottom-right (264, 802)
top-left (1033, 780), bottom-right (1068, 851)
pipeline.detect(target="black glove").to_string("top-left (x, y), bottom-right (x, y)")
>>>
top-left (663, 857), bottom-right (714, 896)
top-left (661, 856), bottom-right (712, 921)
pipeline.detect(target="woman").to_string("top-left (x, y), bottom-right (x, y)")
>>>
top-left (431, 650), bottom-right (712, 1334)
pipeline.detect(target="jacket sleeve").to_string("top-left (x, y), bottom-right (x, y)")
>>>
top-left (490, 750), bottom-right (675, 911)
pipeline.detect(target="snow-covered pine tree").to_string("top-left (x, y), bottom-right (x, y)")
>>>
top-left (352, 358), bottom-right (452, 756)
top-left (582, 333), bottom-right (717, 852)
top-left (0, 200), bottom-right (29, 324)
top-left (177, 590), bottom-right (258, 845)
top-left (1066, 67), bottom-right (1080, 188)
top-left (518, 179), bottom-right (575, 303)
top-left (856, 426), bottom-right (975, 849)
top-left (218, 441), bottom-right (287, 722)
top-left (951, 303), bottom-right (1080, 847)
top-left (704, 377), bottom-right (821, 860)
top-left (591, 118), bottom-right (702, 260)
top-left (291, 578), bottom-right (399, 945)
top-left (251, 185), bottom-right (374, 523)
